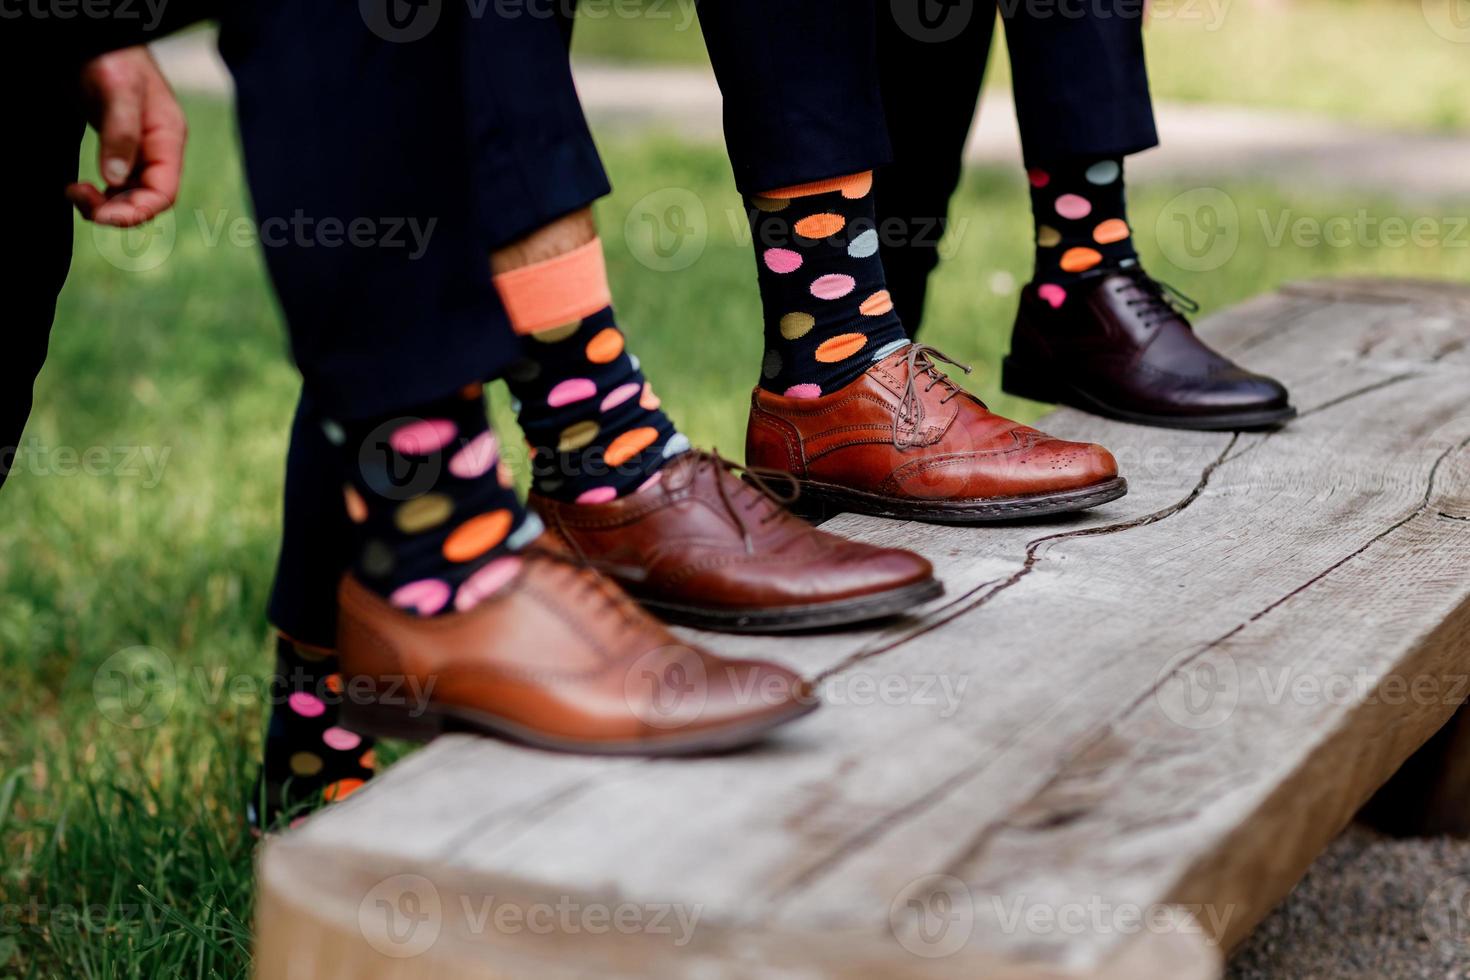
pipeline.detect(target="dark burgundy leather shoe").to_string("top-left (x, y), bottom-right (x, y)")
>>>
top-left (531, 450), bottom-right (942, 633)
top-left (1003, 267), bottom-right (1296, 430)
top-left (747, 343), bottom-right (1126, 524)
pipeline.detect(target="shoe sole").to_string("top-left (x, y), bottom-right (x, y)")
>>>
top-left (1002, 355), bottom-right (1298, 431)
top-left (339, 692), bottom-right (818, 757)
top-left (790, 476), bottom-right (1129, 525)
top-left (637, 577), bottom-right (946, 634)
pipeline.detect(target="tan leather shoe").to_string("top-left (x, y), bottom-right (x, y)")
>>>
top-left (530, 450), bottom-right (942, 633)
top-left (747, 343), bottom-right (1126, 523)
top-left (335, 550), bottom-right (817, 755)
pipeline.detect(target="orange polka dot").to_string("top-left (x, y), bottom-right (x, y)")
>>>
top-left (752, 195), bottom-right (789, 212)
top-left (359, 749), bottom-right (377, 770)
top-left (459, 382), bottom-right (483, 400)
top-left (860, 291), bottom-right (894, 317)
top-left (794, 213), bottom-right (847, 239)
top-left (443, 510), bottom-right (514, 562)
top-left (497, 459), bottom-right (515, 488)
top-left (1093, 219), bottom-right (1130, 245)
top-left (815, 333), bottom-right (868, 363)
top-left (840, 172), bottom-right (874, 199)
top-left (639, 383), bottom-right (661, 411)
top-left (604, 427), bottom-right (660, 468)
top-left (343, 485), bottom-right (368, 524)
top-left (584, 327), bottom-right (625, 364)
top-left (1060, 247), bottom-right (1104, 273)
top-left (322, 778), bottom-right (365, 802)
top-left (324, 674), bottom-right (344, 694)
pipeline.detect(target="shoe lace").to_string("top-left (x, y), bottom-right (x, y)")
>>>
top-left (1119, 266), bottom-right (1201, 327)
top-left (521, 541), bottom-right (648, 630)
top-left (692, 449), bottom-right (801, 555)
top-left (894, 343), bottom-right (974, 450)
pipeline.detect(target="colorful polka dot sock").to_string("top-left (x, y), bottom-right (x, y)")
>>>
top-left (339, 387), bottom-right (542, 616)
top-left (249, 633), bottom-right (376, 831)
top-left (504, 308), bottom-right (687, 502)
top-left (745, 172), bottom-right (910, 398)
top-left (1026, 156), bottom-right (1139, 308)
top-left (492, 235), bottom-right (686, 503)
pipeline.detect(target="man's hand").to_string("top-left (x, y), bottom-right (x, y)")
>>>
top-left (66, 47), bottom-right (187, 228)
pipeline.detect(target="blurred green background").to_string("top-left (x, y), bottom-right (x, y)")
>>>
top-left (3, 4), bottom-right (1469, 976)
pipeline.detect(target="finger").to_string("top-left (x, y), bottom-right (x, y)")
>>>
top-left (65, 183), bottom-right (107, 220)
top-left (90, 187), bottom-right (174, 227)
top-left (96, 72), bottom-right (144, 187)
top-left (134, 101), bottom-right (186, 213)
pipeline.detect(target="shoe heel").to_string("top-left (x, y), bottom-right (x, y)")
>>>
top-left (1000, 355), bottom-right (1061, 404)
top-left (786, 486), bottom-right (843, 525)
top-left (340, 693), bottom-right (446, 743)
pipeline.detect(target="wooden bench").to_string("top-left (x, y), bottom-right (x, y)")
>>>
top-left (253, 279), bottom-right (1470, 979)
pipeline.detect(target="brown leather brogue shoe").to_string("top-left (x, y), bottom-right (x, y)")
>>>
top-left (335, 550), bottom-right (817, 755)
top-left (530, 450), bottom-right (942, 633)
top-left (1003, 267), bottom-right (1296, 430)
top-left (747, 343), bottom-right (1126, 523)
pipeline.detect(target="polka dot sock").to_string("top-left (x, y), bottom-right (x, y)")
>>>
top-left (745, 172), bottom-right (910, 399)
top-left (505, 307), bottom-right (687, 503)
top-left (338, 387), bottom-right (542, 616)
top-left (249, 633), bottom-right (376, 830)
top-left (1026, 156), bottom-right (1139, 308)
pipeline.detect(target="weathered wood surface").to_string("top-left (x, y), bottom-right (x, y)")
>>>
top-left (255, 279), bottom-right (1470, 979)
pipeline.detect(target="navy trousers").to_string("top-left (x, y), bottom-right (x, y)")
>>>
top-left (5, 4), bottom-right (610, 644)
top-left (697, 0), bottom-right (1160, 333)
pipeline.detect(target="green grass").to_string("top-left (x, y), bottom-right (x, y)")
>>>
top-left (571, 0), bottom-right (1470, 132)
top-left (4, 93), bottom-right (1470, 977)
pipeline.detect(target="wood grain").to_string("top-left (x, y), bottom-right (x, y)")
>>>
top-left (254, 279), bottom-right (1470, 979)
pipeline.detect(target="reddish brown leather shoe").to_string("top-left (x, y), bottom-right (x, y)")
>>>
top-left (335, 550), bottom-right (817, 755)
top-left (530, 450), bottom-right (942, 633)
top-left (747, 343), bottom-right (1126, 523)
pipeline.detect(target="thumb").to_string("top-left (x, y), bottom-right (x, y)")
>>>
top-left (96, 72), bottom-right (144, 187)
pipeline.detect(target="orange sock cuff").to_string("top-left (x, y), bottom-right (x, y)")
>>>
top-left (492, 238), bottom-right (612, 336)
top-left (761, 171), bottom-right (874, 200)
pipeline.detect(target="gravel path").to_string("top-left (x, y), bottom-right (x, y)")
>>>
top-left (151, 30), bottom-right (1470, 200)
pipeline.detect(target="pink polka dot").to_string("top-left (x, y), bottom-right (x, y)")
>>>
top-left (547, 378), bottom-right (597, 408)
top-left (454, 556), bottom-right (524, 612)
top-left (1054, 194), bottom-right (1092, 220)
top-left (637, 471), bottom-right (664, 493)
top-left (1027, 168), bottom-right (1050, 188)
top-left (390, 419), bottom-right (456, 456)
top-left (288, 692), bottom-right (326, 718)
top-left (389, 579), bottom-right (451, 616)
top-left (600, 383), bottom-right (642, 412)
top-left (448, 431), bottom-right (498, 479)
top-left (784, 383), bottom-right (823, 399)
top-left (1037, 284), bottom-right (1067, 309)
top-left (322, 726), bottom-right (362, 751)
top-left (763, 248), bottom-right (803, 274)
top-left (576, 486), bottom-right (618, 505)
top-left (810, 274), bottom-right (856, 300)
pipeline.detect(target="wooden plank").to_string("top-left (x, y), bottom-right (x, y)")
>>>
top-left (254, 279), bottom-right (1470, 978)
